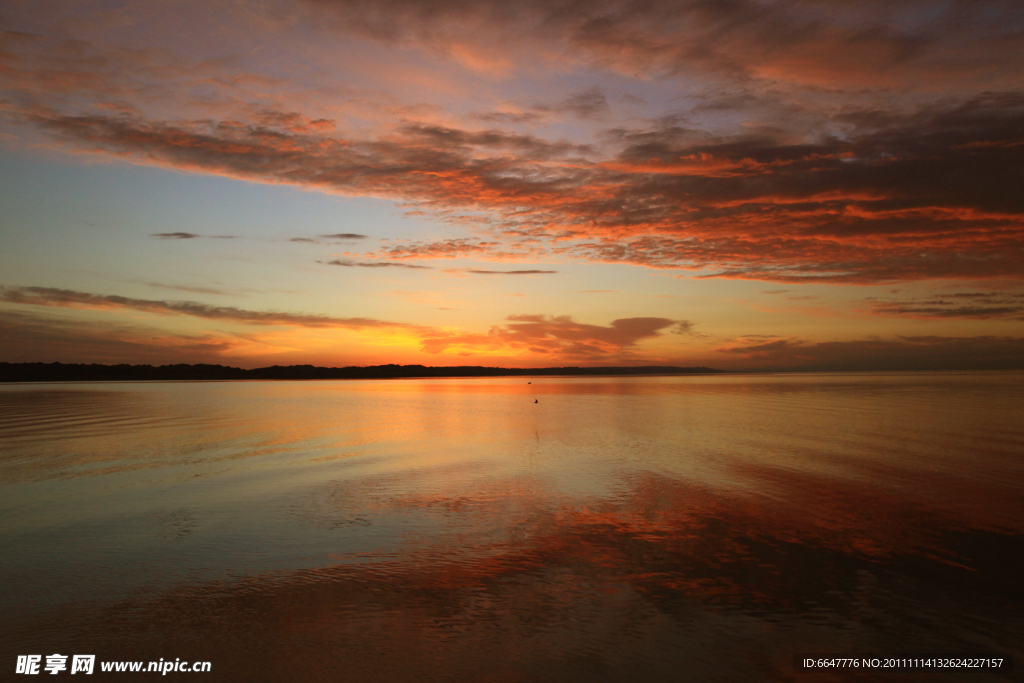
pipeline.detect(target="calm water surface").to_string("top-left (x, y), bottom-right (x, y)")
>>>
top-left (1, 373), bottom-right (1022, 681)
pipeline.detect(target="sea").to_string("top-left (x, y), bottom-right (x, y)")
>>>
top-left (1, 372), bottom-right (1021, 681)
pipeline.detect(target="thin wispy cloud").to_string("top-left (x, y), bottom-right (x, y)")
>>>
top-left (716, 335), bottom-right (1024, 371)
top-left (291, 234), bottom-right (368, 244)
top-left (462, 269), bottom-right (557, 275)
top-left (322, 259), bottom-right (432, 269)
top-left (876, 305), bottom-right (1024, 319)
top-left (139, 282), bottom-right (235, 296)
top-left (151, 232), bottom-right (200, 239)
top-left (0, 286), bottom-right (425, 331)
top-left (865, 292), bottom-right (1024, 320)
top-left (151, 232), bottom-right (237, 239)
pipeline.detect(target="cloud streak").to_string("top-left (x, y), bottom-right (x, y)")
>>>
top-left (865, 292), bottom-right (1024, 319)
top-left (151, 232), bottom-right (236, 239)
top-left (716, 335), bottom-right (1024, 371)
top-left (322, 259), bottom-right (431, 269)
top-left (0, 286), bottom-right (424, 331)
top-left (462, 269), bottom-right (557, 275)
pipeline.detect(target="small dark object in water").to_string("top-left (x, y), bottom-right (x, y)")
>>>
top-left (534, 399), bottom-right (538, 403)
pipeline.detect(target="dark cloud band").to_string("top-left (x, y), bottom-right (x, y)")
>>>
top-left (323, 260), bottom-right (432, 269)
top-left (464, 269), bottom-right (557, 275)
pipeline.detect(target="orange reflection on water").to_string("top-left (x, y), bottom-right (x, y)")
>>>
top-left (6, 460), bottom-right (1021, 682)
top-left (1, 373), bottom-right (1022, 681)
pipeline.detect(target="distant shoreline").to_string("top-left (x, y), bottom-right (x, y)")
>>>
top-left (0, 362), bottom-right (726, 383)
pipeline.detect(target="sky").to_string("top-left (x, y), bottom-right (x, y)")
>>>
top-left (1, 0), bottom-right (1023, 371)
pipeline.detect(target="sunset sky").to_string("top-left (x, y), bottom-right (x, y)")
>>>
top-left (1, 0), bottom-right (1022, 370)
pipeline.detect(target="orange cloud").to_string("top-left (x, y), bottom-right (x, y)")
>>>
top-left (421, 315), bottom-right (690, 359)
top-left (7, 90), bottom-right (1019, 283)
top-left (301, 0), bottom-right (1024, 91)
top-left (4, 3), bottom-right (1023, 285)
top-left (1, 286), bottom-right (701, 365)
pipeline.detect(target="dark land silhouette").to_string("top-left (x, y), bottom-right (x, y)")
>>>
top-left (0, 362), bottom-right (725, 383)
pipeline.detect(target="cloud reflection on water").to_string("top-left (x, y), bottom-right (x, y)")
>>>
top-left (0, 375), bottom-right (1021, 681)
